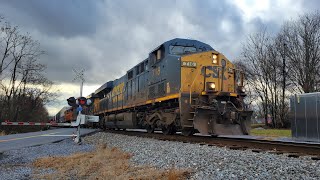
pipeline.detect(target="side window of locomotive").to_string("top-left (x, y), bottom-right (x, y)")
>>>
top-left (198, 47), bottom-right (207, 52)
top-left (149, 53), bottom-right (156, 67)
top-left (156, 49), bottom-right (161, 60)
top-left (169, 45), bottom-right (197, 55)
top-left (156, 45), bottom-right (165, 61)
top-left (149, 45), bottom-right (165, 67)
top-left (140, 63), bottom-right (144, 73)
top-left (128, 70), bottom-right (133, 80)
top-left (145, 60), bottom-right (148, 71)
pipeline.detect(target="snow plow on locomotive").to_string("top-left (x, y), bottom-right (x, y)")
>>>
top-left (91, 38), bottom-right (252, 136)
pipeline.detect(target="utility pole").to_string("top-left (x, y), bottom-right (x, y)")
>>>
top-left (282, 43), bottom-right (287, 127)
top-left (72, 68), bottom-right (85, 144)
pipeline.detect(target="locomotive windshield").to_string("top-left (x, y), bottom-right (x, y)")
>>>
top-left (169, 45), bottom-right (197, 55)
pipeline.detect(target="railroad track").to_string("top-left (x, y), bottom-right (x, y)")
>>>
top-left (104, 129), bottom-right (320, 159)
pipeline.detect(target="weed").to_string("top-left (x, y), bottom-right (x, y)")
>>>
top-left (32, 143), bottom-right (191, 180)
top-left (0, 131), bottom-right (6, 136)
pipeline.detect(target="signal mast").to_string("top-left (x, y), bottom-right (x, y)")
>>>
top-left (72, 68), bottom-right (85, 144)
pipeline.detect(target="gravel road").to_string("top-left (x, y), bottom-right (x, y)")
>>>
top-left (1, 132), bottom-right (320, 179)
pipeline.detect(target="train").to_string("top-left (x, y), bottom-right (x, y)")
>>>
top-left (52, 106), bottom-right (69, 123)
top-left (52, 106), bottom-right (76, 123)
top-left (60, 38), bottom-right (253, 136)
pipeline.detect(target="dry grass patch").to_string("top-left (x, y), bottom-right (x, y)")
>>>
top-left (0, 130), bottom-right (6, 136)
top-left (32, 144), bottom-right (190, 180)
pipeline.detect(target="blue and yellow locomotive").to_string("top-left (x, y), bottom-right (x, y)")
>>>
top-left (92, 38), bottom-right (252, 136)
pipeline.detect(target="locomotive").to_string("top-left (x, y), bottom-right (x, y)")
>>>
top-left (52, 106), bottom-right (76, 123)
top-left (91, 38), bottom-right (252, 136)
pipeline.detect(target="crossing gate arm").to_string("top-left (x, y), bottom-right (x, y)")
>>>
top-left (1, 114), bottom-right (99, 144)
top-left (1, 115), bottom-right (99, 127)
top-left (1, 122), bottom-right (71, 126)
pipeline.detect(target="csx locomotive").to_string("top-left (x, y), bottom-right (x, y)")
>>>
top-left (87, 38), bottom-right (252, 136)
top-left (89, 38), bottom-right (252, 136)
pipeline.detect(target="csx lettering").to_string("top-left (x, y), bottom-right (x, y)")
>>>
top-left (201, 66), bottom-right (227, 80)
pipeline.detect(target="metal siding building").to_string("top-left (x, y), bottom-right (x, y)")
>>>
top-left (290, 93), bottom-right (320, 142)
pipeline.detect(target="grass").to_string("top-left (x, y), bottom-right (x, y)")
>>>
top-left (250, 129), bottom-right (291, 137)
top-left (251, 123), bottom-right (265, 129)
top-left (0, 131), bottom-right (6, 136)
top-left (32, 144), bottom-right (191, 180)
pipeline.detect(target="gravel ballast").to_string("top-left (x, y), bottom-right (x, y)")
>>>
top-left (0, 139), bottom-right (94, 180)
top-left (84, 132), bottom-right (320, 180)
top-left (1, 132), bottom-right (320, 179)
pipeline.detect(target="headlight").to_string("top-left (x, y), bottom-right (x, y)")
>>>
top-left (212, 54), bottom-right (218, 64)
top-left (207, 82), bottom-right (216, 91)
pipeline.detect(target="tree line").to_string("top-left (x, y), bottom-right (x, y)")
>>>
top-left (0, 16), bottom-right (56, 123)
top-left (238, 12), bottom-right (320, 128)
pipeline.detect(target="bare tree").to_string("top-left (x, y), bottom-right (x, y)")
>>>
top-left (0, 17), bottom-right (56, 122)
top-left (240, 27), bottom-right (273, 126)
top-left (240, 27), bottom-right (292, 128)
top-left (240, 12), bottom-right (320, 128)
top-left (280, 12), bottom-right (320, 93)
top-left (0, 21), bottom-right (18, 79)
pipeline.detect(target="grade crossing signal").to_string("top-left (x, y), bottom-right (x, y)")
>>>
top-left (67, 97), bottom-right (77, 107)
top-left (1, 96), bottom-right (99, 144)
top-left (67, 97), bottom-right (93, 107)
top-left (78, 97), bottom-right (87, 106)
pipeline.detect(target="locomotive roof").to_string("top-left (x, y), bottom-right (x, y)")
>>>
top-left (93, 38), bottom-right (214, 96)
top-left (150, 38), bottom-right (214, 53)
top-left (55, 106), bottom-right (70, 115)
top-left (94, 80), bottom-right (113, 95)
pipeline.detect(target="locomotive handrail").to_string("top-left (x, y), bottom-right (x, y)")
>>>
top-left (189, 65), bottom-right (204, 104)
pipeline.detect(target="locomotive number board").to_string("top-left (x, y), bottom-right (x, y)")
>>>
top-left (181, 61), bottom-right (197, 68)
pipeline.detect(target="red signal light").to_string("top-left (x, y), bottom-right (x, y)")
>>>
top-left (79, 100), bottom-right (85, 105)
top-left (77, 97), bottom-right (87, 106)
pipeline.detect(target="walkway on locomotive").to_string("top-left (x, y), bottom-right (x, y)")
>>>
top-left (93, 38), bottom-right (217, 115)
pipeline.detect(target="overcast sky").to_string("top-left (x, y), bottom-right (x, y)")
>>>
top-left (0, 0), bottom-right (319, 115)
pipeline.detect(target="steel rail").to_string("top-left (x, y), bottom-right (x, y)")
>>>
top-left (104, 130), bottom-right (320, 158)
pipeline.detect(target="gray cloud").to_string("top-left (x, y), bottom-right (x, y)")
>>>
top-left (86, 0), bottom-right (248, 84)
top-left (0, 0), bottom-right (104, 37)
top-left (0, 0), bottom-right (247, 85)
top-left (302, 0), bottom-right (320, 12)
top-left (0, 0), bottom-right (318, 88)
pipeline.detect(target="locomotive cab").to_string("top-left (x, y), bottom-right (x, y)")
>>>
top-left (147, 39), bottom-right (252, 136)
top-left (179, 50), bottom-right (252, 136)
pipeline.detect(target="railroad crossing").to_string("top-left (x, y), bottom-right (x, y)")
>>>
top-left (1, 113), bottom-right (99, 143)
top-left (0, 128), bottom-right (98, 153)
